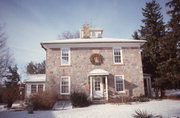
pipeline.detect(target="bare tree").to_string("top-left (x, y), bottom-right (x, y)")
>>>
top-left (0, 25), bottom-right (11, 78)
top-left (58, 31), bottom-right (80, 40)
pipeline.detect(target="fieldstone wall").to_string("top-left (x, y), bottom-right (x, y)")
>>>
top-left (45, 47), bottom-right (144, 99)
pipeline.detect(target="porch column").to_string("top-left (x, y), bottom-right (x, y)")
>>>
top-left (90, 76), bottom-right (93, 101)
top-left (105, 76), bottom-right (108, 100)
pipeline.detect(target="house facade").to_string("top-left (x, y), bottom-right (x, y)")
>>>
top-left (41, 25), bottom-right (146, 101)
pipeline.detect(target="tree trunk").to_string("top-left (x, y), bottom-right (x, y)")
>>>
top-left (160, 89), bottom-right (165, 98)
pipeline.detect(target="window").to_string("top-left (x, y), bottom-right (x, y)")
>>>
top-left (61, 48), bottom-right (70, 65)
top-left (60, 76), bottom-right (70, 94)
top-left (92, 31), bottom-right (95, 37)
top-left (113, 48), bottom-right (122, 64)
top-left (115, 75), bottom-right (125, 92)
top-left (94, 78), bottom-right (100, 91)
top-left (38, 84), bottom-right (43, 92)
top-left (31, 85), bottom-right (36, 93)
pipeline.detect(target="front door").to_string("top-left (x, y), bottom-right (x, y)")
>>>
top-left (93, 76), bottom-right (103, 98)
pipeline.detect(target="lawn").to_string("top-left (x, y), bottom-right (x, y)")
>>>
top-left (0, 99), bottom-right (180, 118)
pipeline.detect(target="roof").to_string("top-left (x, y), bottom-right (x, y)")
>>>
top-left (25, 74), bottom-right (46, 83)
top-left (41, 38), bottom-right (146, 44)
top-left (89, 69), bottom-right (109, 76)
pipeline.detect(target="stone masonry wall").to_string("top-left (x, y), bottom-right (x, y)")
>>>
top-left (45, 47), bottom-right (144, 99)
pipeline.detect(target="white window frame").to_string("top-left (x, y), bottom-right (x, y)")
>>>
top-left (114, 75), bottom-right (125, 93)
top-left (31, 85), bottom-right (37, 94)
top-left (113, 47), bottom-right (123, 64)
top-left (61, 48), bottom-right (70, 65)
top-left (60, 76), bottom-right (70, 95)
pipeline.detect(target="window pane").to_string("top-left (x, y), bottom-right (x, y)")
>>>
top-left (61, 77), bottom-right (70, 94)
top-left (31, 85), bottom-right (36, 93)
top-left (114, 48), bottom-right (122, 63)
top-left (38, 85), bottom-right (43, 92)
top-left (62, 57), bottom-right (69, 64)
top-left (116, 76), bottom-right (124, 92)
top-left (61, 49), bottom-right (70, 65)
top-left (95, 78), bottom-right (100, 91)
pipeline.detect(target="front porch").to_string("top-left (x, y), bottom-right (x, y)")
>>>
top-left (89, 69), bottom-right (109, 101)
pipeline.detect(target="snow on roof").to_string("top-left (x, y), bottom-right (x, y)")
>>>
top-left (25, 74), bottom-right (46, 83)
top-left (41, 38), bottom-right (146, 44)
top-left (89, 69), bottom-right (109, 76)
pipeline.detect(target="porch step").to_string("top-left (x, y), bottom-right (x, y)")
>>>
top-left (93, 100), bottom-right (107, 104)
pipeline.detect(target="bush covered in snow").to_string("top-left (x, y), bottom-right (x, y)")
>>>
top-left (28, 91), bottom-right (58, 110)
top-left (70, 91), bottom-right (90, 107)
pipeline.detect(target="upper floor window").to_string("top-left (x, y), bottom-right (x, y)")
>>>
top-left (60, 76), bottom-right (70, 94)
top-left (61, 48), bottom-right (70, 65)
top-left (115, 75), bottom-right (125, 92)
top-left (113, 48), bottom-right (122, 64)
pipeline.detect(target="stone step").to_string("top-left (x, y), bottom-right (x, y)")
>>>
top-left (93, 100), bottom-right (107, 104)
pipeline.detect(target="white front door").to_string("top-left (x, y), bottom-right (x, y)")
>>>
top-left (93, 76), bottom-right (103, 98)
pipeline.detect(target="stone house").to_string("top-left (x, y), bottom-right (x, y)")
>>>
top-left (41, 25), bottom-right (147, 101)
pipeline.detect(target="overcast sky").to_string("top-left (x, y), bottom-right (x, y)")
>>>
top-left (0, 0), bottom-right (170, 76)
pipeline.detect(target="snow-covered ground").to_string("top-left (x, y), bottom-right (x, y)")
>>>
top-left (0, 100), bottom-right (180, 118)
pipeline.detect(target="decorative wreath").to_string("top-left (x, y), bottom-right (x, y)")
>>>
top-left (90, 53), bottom-right (104, 65)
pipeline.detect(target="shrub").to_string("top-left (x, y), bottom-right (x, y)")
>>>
top-left (28, 91), bottom-right (58, 110)
top-left (133, 110), bottom-right (153, 118)
top-left (132, 95), bottom-right (150, 102)
top-left (70, 91), bottom-right (90, 107)
top-left (2, 85), bottom-right (20, 108)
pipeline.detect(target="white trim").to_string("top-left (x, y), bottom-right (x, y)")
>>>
top-left (105, 76), bottom-right (108, 100)
top-left (60, 48), bottom-right (71, 65)
top-left (60, 76), bottom-right (71, 95)
top-left (114, 75), bottom-right (125, 93)
top-left (113, 47), bottom-right (123, 64)
top-left (90, 76), bottom-right (93, 101)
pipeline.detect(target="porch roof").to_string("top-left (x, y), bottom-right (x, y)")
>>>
top-left (88, 69), bottom-right (109, 76)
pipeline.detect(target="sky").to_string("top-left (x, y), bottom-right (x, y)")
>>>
top-left (0, 0), bottom-right (170, 77)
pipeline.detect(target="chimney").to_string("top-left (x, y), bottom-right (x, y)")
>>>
top-left (82, 24), bottom-right (90, 38)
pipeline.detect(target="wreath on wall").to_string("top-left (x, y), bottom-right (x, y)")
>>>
top-left (90, 53), bottom-right (104, 65)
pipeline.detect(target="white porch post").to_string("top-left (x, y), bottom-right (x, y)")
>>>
top-left (90, 76), bottom-right (93, 101)
top-left (105, 76), bottom-right (108, 100)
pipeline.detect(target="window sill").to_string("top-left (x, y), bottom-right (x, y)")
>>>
top-left (116, 91), bottom-right (126, 94)
top-left (112, 63), bottom-right (124, 66)
top-left (60, 93), bottom-right (70, 95)
top-left (60, 65), bottom-right (72, 67)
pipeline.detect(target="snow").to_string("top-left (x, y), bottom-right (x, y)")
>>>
top-left (89, 69), bottom-right (109, 76)
top-left (0, 100), bottom-right (180, 118)
top-left (166, 90), bottom-right (180, 96)
top-left (41, 38), bottom-right (146, 44)
top-left (24, 74), bottom-right (46, 83)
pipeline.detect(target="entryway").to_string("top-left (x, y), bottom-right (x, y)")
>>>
top-left (93, 76), bottom-right (103, 98)
top-left (88, 69), bottom-right (109, 101)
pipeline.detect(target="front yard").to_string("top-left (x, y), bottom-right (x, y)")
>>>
top-left (0, 99), bottom-right (180, 118)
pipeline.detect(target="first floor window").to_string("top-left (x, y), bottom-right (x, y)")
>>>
top-left (38, 84), bottom-right (44, 92)
top-left (31, 85), bottom-right (36, 93)
top-left (60, 76), bottom-right (70, 94)
top-left (115, 75), bottom-right (124, 92)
